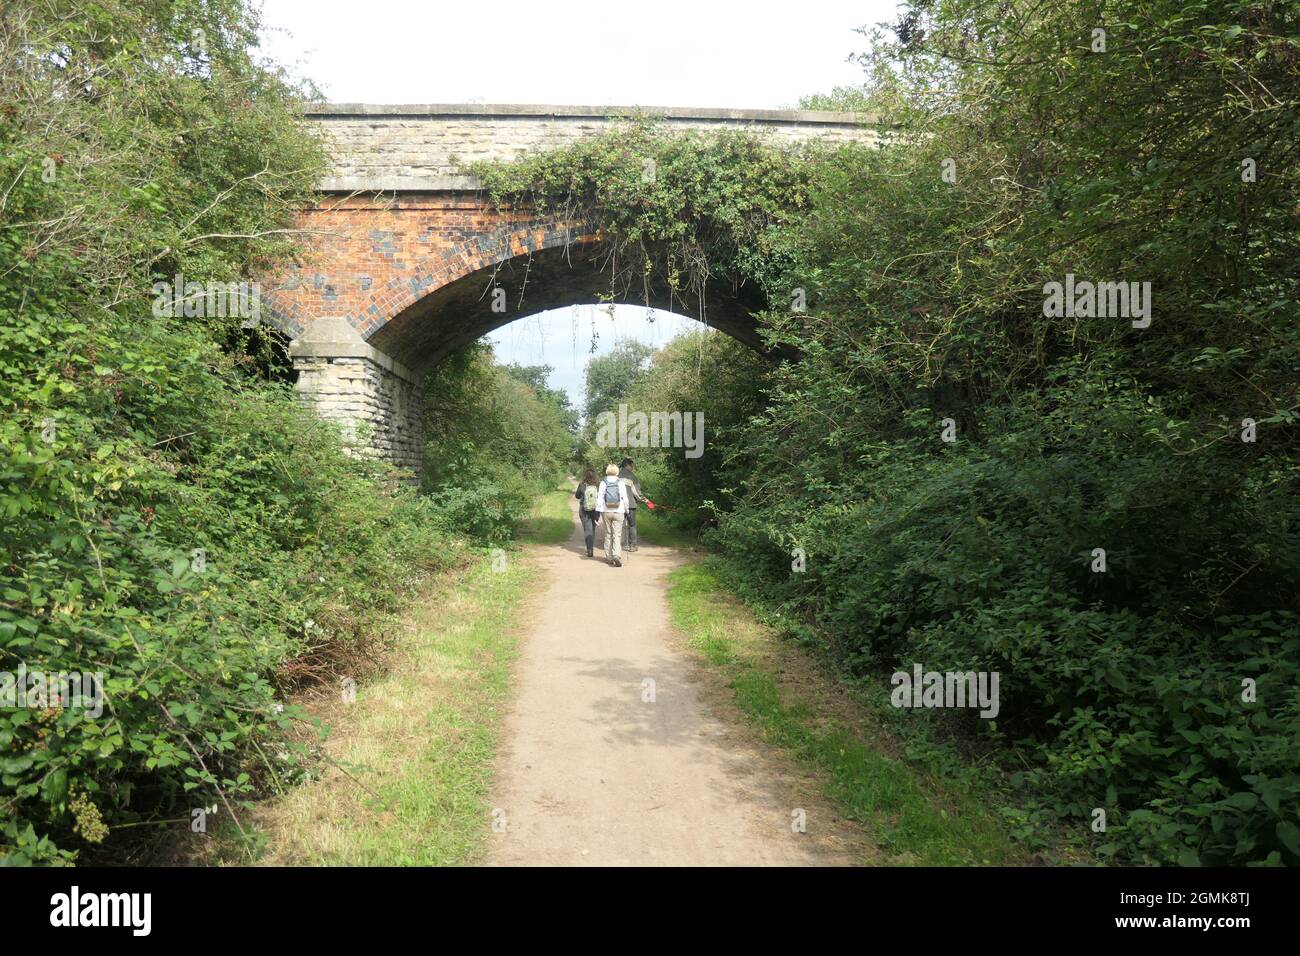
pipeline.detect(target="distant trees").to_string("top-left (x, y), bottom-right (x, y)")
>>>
top-left (420, 345), bottom-right (576, 540)
top-left (578, 341), bottom-right (655, 459)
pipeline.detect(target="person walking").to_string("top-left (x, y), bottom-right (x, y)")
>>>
top-left (573, 469), bottom-right (601, 558)
top-left (594, 463), bottom-right (630, 567)
top-left (618, 458), bottom-right (648, 551)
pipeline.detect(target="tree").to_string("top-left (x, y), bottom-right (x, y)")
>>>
top-left (503, 363), bottom-right (579, 433)
top-left (582, 340), bottom-right (655, 434)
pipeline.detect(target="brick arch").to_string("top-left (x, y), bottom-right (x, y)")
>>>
top-left (264, 192), bottom-right (770, 374)
top-left (352, 221), bottom-right (599, 342)
top-left (271, 192), bottom-right (769, 476)
top-left (266, 102), bottom-right (881, 474)
top-left (369, 233), bottom-right (769, 377)
top-left (260, 192), bottom-right (592, 341)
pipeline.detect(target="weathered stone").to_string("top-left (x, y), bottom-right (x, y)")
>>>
top-left (288, 319), bottom-right (423, 474)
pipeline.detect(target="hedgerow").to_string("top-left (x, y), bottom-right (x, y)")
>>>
top-left (1, 0), bottom-right (497, 864)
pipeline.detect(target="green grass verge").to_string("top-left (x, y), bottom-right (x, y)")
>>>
top-left (233, 552), bottom-right (530, 866)
top-left (634, 506), bottom-right (698, 549)
top-left (666, 561), bottom-right (1024, 866)
top-left (211, 489), bottom-right (564, 866)
top-left (515, 485), bottom-right (576, 545)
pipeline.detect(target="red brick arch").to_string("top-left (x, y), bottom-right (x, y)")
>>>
top-left (264, 190), bottom-right (767, 376)
top-left (269, 188), bottom-right (768, 475)
top-left (262, 192), bottom-right (592, 341)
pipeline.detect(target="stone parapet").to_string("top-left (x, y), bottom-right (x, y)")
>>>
top-left (304, 102), bottom-right (883, 192)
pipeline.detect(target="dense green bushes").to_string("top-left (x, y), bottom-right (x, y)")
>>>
top-left (1, 312), bottom-right (455, 864)
top-left (731, 0), bottom-right (1300, 864)
top-left (420, 344), bottom-right (576, 543)
top-left (1, 0), bottom-right (494, 864)
top-left (713, 359), bottom-right (1300, 864)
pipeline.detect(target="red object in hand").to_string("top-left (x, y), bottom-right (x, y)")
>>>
top-left (646, 500), bottom-right (656, 510)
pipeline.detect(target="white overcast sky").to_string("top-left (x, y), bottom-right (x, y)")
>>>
top-left (255, 0), bottom-right (897, 406)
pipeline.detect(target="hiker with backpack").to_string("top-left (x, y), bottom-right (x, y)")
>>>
top-left (618, 458), bottom-right (648, 552)
top-left (594, 463), bottom-right (630, 567)
top-left (574, 468), bottom-right (601, 557)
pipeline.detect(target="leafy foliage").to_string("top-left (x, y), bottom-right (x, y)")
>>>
top-left (606, 331), bottom-right (770, 526)
top-left (421, 344), bottom-right (575, 543)
top-left (471, 118), bottom-right (814, 318)
top-left (0, 0), bottom-right (450, 864)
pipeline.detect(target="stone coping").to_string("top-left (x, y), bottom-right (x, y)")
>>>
top-left (318, 175), bottom-right (482, 193)
top-left (287, 317), bottom-right (419, 384)
top-left (303, 102), bottom-right (877, 126)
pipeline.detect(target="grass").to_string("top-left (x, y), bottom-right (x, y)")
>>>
top-left (515, 483), bottom-right (577, 545)
top-left (231, 487), bottom-right (570, 865)
top-left (199, 483), bottom-right (1029, 867)
top-left (633, 505), bottom-right (698, 549)
top-left (224, 550), bottom-right (533, 866)
top-left (666, 560), bottom-right (1027, 866)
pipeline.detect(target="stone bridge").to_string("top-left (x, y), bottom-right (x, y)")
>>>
top-left (266, 103), bottom-right (879, 473)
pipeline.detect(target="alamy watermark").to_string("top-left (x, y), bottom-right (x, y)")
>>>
top-left (151, 274), bottom-right (261, 327)
top-left (49, 886), bottom-right (150, 936)
top-left (1042, 273), bottom-right (1151, 328)
top-left (891, 664), bottom-right (1000, 719)
top-left (1, 664), bottom-right (105, 719)
top-left (594, 403), bottom-right (705, 459)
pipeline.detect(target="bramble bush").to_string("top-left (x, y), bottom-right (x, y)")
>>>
top-left (711, 362), bottom-right (1300, 864)
top-left (1, 309), bottom-right (455, 864)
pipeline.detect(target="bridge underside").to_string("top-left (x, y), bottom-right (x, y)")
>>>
top-left (277, 211), bottom-right (772, 477)
top-left (371, 240), bottom-right (769, 376)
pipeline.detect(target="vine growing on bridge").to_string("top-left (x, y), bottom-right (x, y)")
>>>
top-left (470, 117), bottom-right (827, 334)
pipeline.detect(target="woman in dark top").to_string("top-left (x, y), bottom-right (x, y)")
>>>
top-left (574, 468), bottom-right (601, 557)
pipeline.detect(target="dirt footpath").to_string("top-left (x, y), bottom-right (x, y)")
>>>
top-left (486, 496), bottom-right (863, 866)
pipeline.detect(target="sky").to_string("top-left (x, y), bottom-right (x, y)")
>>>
top-left (254, 0), bottom-right (893, 109)
top-left (486, 305), bottom-right (706, 412)
top-left (254, 0), bottom-right (897, 406)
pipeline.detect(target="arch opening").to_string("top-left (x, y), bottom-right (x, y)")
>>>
top-left (368, 235), bottom-right (772, 379)
top-left (287, 222), bottom-right (782, 479)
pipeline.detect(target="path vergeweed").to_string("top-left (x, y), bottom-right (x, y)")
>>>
top-left (665, 561), bottom-right (1028, 866)
top-left (249, 552), bottom-right (533, 866)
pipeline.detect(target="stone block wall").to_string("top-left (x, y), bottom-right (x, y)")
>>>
top-left (306, 103), bottom-right (884, 191)
top-left (288, 317), bottom-right (423, 475)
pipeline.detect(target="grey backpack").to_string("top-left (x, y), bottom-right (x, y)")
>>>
top-left (602, 477), bottom-right (622, 507)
